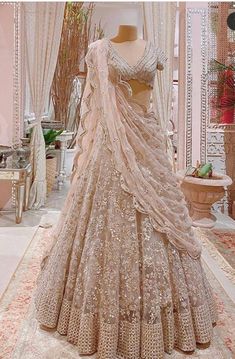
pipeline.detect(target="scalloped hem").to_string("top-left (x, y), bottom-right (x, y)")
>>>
top-left (36, 298), bottom-right (216, 359)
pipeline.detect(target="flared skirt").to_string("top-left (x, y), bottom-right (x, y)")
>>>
top-left (34, 139), bottom-right (217, 359)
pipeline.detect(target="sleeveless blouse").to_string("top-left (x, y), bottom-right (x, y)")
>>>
top-left (107, 39), bottom-right (167, 89)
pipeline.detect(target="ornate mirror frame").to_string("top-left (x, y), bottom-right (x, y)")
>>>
top-left (177, 3), bottom-right (208, 170)
top-left (13, 2), bottom-right (23, 147)
top-left (0, 2), bottom-right (23, 148)
top-left (183, 5), bottom-right (209, 168)
top-left (12, 2), bottom-right (24, 145)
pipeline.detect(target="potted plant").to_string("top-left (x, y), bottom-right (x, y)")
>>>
top-left (177, 162), bottom-right (232, 228)
top-left (43, 129), bottom-right (63, 194)
top-left (185, 161), bottom-right (213, 178)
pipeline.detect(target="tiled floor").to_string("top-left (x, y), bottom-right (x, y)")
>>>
top-left (213, 211), bottom-right (235, 230)
top-left (201, 210), bottom-right (235, 303)
top-left (0, 181), bottom-right (69, 298)
top-left (0, 227), bottom-right (38, 297)
top-left (0, 180), bottom-right (69, 228)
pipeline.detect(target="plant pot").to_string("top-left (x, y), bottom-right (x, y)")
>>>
top-left (46, 157), bottom-right (57, 194)
top-left (176, 170), bottom-right (232, 228)
top-left (65, 148), bottom-right (76, 177)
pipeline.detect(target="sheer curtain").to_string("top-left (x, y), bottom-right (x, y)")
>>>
top-left (23, 2), bottom-right (65, 209)
top-left (142, 2), bottom-right (177, 172)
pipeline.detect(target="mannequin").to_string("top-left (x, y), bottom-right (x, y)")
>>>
top-left (110, 25), bottom-right (163, 101)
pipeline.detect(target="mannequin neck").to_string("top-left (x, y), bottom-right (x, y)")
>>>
top-left (111, 25), bottom-right (138, 43)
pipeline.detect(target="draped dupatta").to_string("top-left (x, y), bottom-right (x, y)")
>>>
top-left (71, 39), bottom-right (201, 260)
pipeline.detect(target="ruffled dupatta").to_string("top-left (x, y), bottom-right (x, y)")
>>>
top-left (71, 38), bottom-right (202, 260)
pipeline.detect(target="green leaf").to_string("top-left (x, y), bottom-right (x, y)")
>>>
top-left (43, 129), bottom-right (63, 146)
top-left (198, 163), bottom-right (213, 177)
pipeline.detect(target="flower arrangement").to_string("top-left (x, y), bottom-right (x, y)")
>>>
top-left (210, 59), bottom-right (235, 124)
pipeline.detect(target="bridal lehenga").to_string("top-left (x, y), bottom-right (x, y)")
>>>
top-left (34, 38), bottom-right (217, 359)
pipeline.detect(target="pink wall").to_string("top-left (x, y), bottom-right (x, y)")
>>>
top-left (0, 4), bottom-right (14, 209)
top-left (0, 4), bottom-right (14, 146)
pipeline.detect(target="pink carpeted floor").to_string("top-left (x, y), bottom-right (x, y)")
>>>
top-left (0, 226), bottom-right (234, 359)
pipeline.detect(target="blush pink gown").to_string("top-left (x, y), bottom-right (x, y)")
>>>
top-left (34, 38), bottom-right (217, 359)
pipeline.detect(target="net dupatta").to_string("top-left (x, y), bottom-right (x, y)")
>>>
top-left (71, 38), bottom-right (202, 260)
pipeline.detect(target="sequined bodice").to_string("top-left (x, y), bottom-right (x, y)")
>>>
top-left (107, 39), bottom-right (167, 89)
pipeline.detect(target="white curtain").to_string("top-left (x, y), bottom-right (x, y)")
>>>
top-left (142, 2), bottom-right (177, 172)
top-left (23, 2), bottom-right (65, 209)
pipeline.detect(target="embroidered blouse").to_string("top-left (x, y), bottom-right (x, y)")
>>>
top-left (107, 39), bottom-right (168, 89)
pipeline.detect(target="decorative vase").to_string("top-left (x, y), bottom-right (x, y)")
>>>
top-left (176, 170), bottom-right (232, 228)
top-left (0, 146), bottom-right (14, 168)
top-left (46, 157), bottom-right (57, 194)
top-left (65, 148), bottom-right (76, 177)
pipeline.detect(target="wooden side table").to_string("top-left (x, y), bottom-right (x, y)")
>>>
top-left (0, 161), bottom-right (31, 224)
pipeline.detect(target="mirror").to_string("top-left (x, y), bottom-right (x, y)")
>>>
top-left (227, 11), bottom-right (235, 30)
